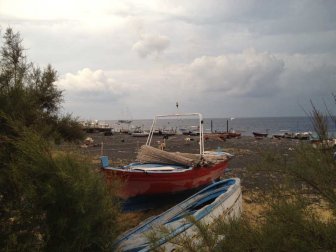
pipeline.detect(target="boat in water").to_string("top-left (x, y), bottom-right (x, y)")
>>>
top-left (114, 178), bottom-right (242, 251)
top-left (118, 119), bottom-right (132, 124)
top-left (100, 113), bottom-right (233, 199)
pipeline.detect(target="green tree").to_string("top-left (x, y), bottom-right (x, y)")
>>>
top-left (0, 27), bottom-right (83, 142)
top-left (0, 114), bottom-right (121, 251)
top-left (0, 27), bottom-right (27, 89)
top-left (0, 28), bottom-right (30, 122)
top-left (28, 64), bottom-right (62, 116)
top-left (0, 27), bottom-right (119, 251)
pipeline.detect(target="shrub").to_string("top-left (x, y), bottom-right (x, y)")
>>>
top-left (0, 115), bottom-right (121, 251)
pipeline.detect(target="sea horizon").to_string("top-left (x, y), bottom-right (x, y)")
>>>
top-left (101, 116), bottom-right (336, 137)
top-left (100, 115), bottom-right (313, 121)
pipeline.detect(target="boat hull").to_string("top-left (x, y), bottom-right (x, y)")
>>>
top-left (253, 132), bottom-right (268, 137)
top-left (115, 178), bottom-right (242, 251)
top-left (102, 161), bottom-right (229, 199)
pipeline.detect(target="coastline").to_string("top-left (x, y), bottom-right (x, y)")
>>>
top-left (86, 132), bottom-right (306, 190)
top-left (83, 132), bottom-right (329, 233)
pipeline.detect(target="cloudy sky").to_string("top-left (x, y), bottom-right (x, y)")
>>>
top-left (1, 0), bottom-right (336, 119)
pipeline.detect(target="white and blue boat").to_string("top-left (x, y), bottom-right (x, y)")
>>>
top-left (115, 178), bottom-right (242, 251)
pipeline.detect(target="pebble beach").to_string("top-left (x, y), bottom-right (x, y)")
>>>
top-left (86, 132), bottom-right (305, 187)
top-left (82, 132), bottom-right (319, 231)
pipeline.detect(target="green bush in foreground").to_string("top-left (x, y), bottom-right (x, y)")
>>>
top-left (0, 115), bottom-right (121, 251)
top-left (212, 199), bottom-right (336, 252)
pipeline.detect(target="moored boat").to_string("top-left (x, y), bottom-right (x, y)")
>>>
top-left (114, 178), bottom-right (242, 252)
top-left (118, 119), bottom-right (132, 124)
top-left (100, 113), bottom-right (233, 199)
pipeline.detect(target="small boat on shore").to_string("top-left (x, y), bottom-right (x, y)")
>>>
top-left (272, 134), bottom-right (284, 139)
top-left (101, 113), bottom-right (233, 199)
top-left (294, 132), bottom-right (311, 140)
top-left (205, 131), bottom-right (241, 141)
top-left (275, 131), bottom-right (312, 140)
top-left (114, 178), bottom-right (242, 251)
top-left (129, 126), bottom-right (149, 137)
top-left (80, 120), bottom-right (112, 133)
top-left (131, 132), bottom-right (149, 137)
top-left (253, 132), bottom-right (268, 138)
top-left (227, 131), bottom-right (241, 138)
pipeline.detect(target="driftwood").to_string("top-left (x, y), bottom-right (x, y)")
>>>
top-left (137, 145), bottom-right (229, 167)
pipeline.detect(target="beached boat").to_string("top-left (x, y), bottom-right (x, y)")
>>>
top-left (253, 132), bottom-right (268, 137)
top-left (101, 113), bottom-right (233, 199)
top-left (272, 132), bottom-right (311, 140)
top-left (294, 132), bottom-right (311, 140)
top-left (152, 128), bottom-right (177, 136)
top-left (226, 131), bottom-right (241, 138)
top-left (272, 133), bottom-right (284, 139)
top-left (205, 131), bottom-right (241, 141)
top-left (80, 120), bottom-right (112, 133)
top-left (114, 178), bottom-right (242, 251)
top-left (129, 126), bottom-right (149, 137)
top-left (162, 128), bottom-right (177, 136)
top-left (132, 132), bottom-right (149, 137)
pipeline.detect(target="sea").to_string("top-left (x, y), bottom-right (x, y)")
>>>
top-left (106, 117), bottom-right (336, 137)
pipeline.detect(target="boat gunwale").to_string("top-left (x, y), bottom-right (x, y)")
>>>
top-left (102, 163), bottom-right (193, 173)
top-left (152, 183), bottom-right (241, 250)
top-left (116, 178), bottom-right (240, 248)
top-left (102, 159), bottom-right (229, 174)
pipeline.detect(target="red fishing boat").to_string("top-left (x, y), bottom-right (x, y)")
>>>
top-left (100, 113), bottom-right (233, 199)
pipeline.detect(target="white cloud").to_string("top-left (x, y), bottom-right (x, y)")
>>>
top-left (57, 68), bottom-right (126, 101)
top-left (132, 34), bottom-right (170, 58)
top-left (186, 49), bottom-right (285, 96)
top-left (53, 48), bottom-right (336, 119)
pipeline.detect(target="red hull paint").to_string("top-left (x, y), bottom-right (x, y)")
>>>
top-left (102, 161), bottom-right (229, 199)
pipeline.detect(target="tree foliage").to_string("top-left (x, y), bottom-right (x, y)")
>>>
top-left (0, 114), bottom-right (121, 251)
top-left (0, 28), bottom-right (119, 251)
top-left (0, 27), bottom-right (83, 142)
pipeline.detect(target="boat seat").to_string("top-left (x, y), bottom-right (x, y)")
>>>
top-left (100, 156), bottom-right (110, 168)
